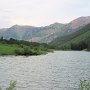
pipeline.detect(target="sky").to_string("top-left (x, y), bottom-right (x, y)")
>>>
top-left (0, 0), bottom-right (90, 28)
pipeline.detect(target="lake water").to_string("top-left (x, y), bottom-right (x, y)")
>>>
top-left (0, 51), bottom-right (90, 90)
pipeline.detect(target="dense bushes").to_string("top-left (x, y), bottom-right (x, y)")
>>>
top-left (55, 41), bottom-right (90, 51)
top-left (71, 42), bottom-right (88, 50)
top-left (15, 47), bottom-right (47, 56)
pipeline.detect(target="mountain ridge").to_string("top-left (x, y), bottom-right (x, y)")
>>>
top-left (0, 16), bottom-right (90, 43)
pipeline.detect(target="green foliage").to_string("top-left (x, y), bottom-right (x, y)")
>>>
top-left (0, 80), bottom-right (90, 90)
top-left (78, 80), bottom-right (90, 90)
top-left (0, 38), bottom-right (53, 56)
top-left (71, 42), bottom-right (88, 50)
top-left (6, 81), bottom-right (16, 90)
top-left (0, 44), bottom-right (21, 55)
top-left (0, 81), bottom-right (16, 90)
top-left (15, 46), bottom-right (47, 56)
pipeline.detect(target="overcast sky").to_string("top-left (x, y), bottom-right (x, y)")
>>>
top-left (0, 0), bottom-right (90, 28)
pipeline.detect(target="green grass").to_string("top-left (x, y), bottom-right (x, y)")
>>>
top-left (0, 44), bottom-right (22, 55)
top-left (0, 44), bottom-right (51, 56)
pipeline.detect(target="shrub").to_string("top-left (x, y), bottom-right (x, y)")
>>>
top-left (0, 81), bottom-right (16, 90)
top-left (78, 80), bottom-right (90, 90)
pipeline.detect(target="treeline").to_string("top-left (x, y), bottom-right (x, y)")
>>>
top-left (58, 41), bottom-right (90, 51)
top-left (71, 41), bottom-right (90, 51)
top-left (0, 37), bottom-right (44, 47)
top-left (0, 37), bottom-right (53, 49)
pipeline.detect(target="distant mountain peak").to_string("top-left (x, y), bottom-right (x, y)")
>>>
top-left (78, 16), bottom-right (90, 19)
top-left (51, 22), bottom-right (64, 25)
top-left (10, 24), bottom-right (37, 30)
top-left (10, 24), bottom-right (20, 28)
top-left (69, 16), bottom-right (90, 29)
top-left (53, 22), bottom-right (61, 24)
top-left (48, 22), bottom-right (64, 28)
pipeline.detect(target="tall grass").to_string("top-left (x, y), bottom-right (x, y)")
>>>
top-left (78, 80), bottom-right (90, 90)
top-left (0, 80), bottom-right (90, 90)
top-left (0, 81), bottom-right (16, 90)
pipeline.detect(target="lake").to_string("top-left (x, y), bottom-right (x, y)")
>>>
top-left (0, 51), bottom-right (90, 90)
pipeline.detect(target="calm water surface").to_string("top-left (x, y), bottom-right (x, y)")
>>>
top-left (0, 51), bottom-right (90, 90)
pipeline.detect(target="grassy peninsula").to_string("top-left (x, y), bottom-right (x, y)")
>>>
top-left (0, 38), bottom-right (53, 56)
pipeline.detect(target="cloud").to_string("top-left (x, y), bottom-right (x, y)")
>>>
top-left (0, 0), bottom-right (90, 28)
top-left (0, 9), bottom-right (11, 13)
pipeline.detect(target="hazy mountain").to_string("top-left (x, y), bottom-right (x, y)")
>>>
top-left (0, 16), bottom-right (90, 43)
top-left (0, 23), bottom-right (65, 42)
top-left (68, 16), bottom-right (90, 29)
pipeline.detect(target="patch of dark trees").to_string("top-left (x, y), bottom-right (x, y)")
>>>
top-left (0, 37), bottom-right (53, 49)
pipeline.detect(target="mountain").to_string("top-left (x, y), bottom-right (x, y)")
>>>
top-left (50, 23), bottom-right (90, 50)
top-left (0, 23), bottom-right (65, 43)
top-left (0, 16), bottom-right (90, 43)
top-left (68, 16), bottom-right (90, 29)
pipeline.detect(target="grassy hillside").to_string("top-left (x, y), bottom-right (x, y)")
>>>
top-left (50, 23), bottom-right (90, 50)
top-left (0, 44), bottom-right (50, 55)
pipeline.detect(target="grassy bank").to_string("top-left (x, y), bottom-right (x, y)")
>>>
top-left (0, 44), bottom-right (21, 55)
top-left (0, 44), bottom-right (50, 56)
top-left (0, 38), bottom-right (54, 56)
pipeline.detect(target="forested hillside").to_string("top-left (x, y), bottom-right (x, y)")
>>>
top-left (50, 23), bottom-right (90, 51)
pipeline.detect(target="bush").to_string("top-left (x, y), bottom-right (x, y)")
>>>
top-left (78, 80), bottom-right (90, 90)
top-left (15, 49), bottom-right (24, 55)
top-left (14, 47), bottom-right (46, 56)
top-left (0, 81), bottom-right (16, 90)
